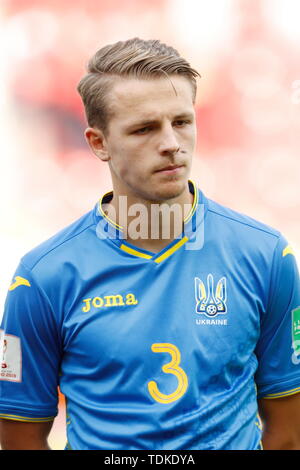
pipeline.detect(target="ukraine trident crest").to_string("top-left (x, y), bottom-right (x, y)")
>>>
top-left (195, 274), bottom-right (227, 317)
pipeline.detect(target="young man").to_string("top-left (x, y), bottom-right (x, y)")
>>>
top-left (1, 38), bottom-right (300, 451)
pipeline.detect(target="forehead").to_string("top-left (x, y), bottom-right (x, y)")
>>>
top-left (108, 76), bottom-right (195, 124)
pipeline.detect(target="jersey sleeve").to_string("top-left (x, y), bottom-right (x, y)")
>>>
top-left (0, 260), bottom-right (61, 422)
top-left (255, 235), bottom-right (300, 399)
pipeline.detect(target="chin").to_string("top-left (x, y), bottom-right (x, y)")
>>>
top-left (149, 178), bottom-right (188, 202)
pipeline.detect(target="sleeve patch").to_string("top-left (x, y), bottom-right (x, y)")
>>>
top-left (0, 329), bottom-right (22, 382)
top-left (292, 306), bottom-right (300, 350)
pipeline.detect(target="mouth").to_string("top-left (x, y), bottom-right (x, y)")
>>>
top-left (155, 164), bottom-right (184, 175)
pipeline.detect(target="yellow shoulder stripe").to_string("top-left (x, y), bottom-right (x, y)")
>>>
top-left (9, 276), bottom-right (31, 291)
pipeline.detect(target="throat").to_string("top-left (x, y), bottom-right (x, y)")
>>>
top-left (102, 185), bottom-right (194, 253)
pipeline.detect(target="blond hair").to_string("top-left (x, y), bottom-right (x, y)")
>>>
top-left (77, 38), bottom-right (200, 134)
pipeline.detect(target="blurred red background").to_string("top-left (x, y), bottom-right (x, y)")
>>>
top-left (1, 0), bottom-right (299, 449)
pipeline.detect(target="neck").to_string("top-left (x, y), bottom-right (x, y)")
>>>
top-left (103, 184), bottom-right (194, 253)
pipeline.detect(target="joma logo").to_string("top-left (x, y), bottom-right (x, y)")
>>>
top-left (82, 293), bottom-right (138, 312)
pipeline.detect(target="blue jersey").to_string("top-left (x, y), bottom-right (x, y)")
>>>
top-left (1, 182), bottom-right (300, 450)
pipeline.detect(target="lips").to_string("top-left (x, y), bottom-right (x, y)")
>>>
top-left (155, 164), bottom-right (184, 172)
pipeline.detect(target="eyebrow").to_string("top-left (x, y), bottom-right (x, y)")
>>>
top-left (126, 113), bottom-right (195, 130)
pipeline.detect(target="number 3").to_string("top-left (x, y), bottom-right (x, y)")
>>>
top-left (148, 343), bottom-right (188, 404)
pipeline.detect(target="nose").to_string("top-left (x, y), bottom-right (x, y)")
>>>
top-left (158, 124), bottom-right (180, 156)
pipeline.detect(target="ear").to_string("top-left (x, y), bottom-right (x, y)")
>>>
top-left (84, 127), bottom-right (110, 162)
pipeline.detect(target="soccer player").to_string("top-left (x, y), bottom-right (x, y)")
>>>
top-left (1, 38), bottom-right (300, 450)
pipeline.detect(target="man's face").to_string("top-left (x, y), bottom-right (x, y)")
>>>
top-left (91, 75), bottom-right (197, 202)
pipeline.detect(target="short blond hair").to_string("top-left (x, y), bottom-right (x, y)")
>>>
top-left (77, 38), bottom-right (200, 134)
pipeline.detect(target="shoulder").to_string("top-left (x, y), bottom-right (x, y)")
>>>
top-left (21, 208), bottom-right (96, 273)
top-left (4, 207), bottom-right (99, 325)
top-left (201, 193), bottom-right (287, 268)
top-left (205, 196), bottom-right (281, 241)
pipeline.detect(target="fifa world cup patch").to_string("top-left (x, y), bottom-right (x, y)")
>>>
top-left (0, 329), bottom-right (22, 382)
top-left (194, 274), bottom-right (227, 318)
top-left (292, 307), bottom-right (300, 356)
